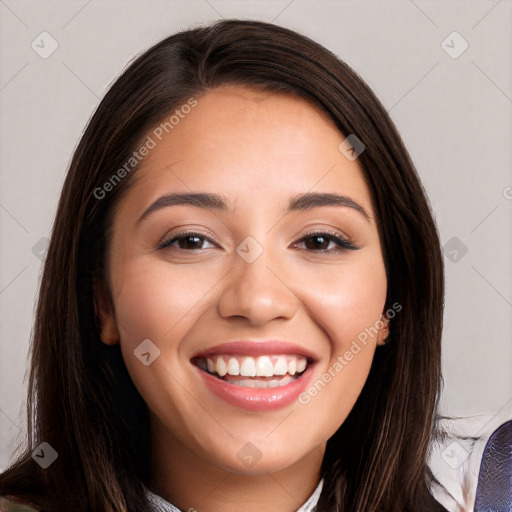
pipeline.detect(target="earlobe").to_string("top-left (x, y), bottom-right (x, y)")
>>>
top-left (93, 279), bottom-right (120, 346)
top-left (376, 316), bottom-right (390, 346)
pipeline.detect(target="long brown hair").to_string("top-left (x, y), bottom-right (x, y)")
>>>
top-left (0, 19), bottom-right (446, 511)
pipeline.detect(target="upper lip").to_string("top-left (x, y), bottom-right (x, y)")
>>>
top-left (191, 340), bottom-right (318, 362)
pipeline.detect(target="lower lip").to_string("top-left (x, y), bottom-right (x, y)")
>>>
top-left (193, 364), bottom-right (315, 411)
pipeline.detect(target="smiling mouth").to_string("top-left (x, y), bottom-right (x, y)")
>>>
top-left (192, 354), bottom-right (309, 389)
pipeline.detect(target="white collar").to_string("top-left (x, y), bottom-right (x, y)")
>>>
top-left (146, 477), bottom-right (324, 512)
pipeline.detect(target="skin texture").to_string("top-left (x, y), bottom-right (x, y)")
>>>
top-left (96, 84), bottom-right (388, 512)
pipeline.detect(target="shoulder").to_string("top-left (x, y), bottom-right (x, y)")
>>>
top-left (428, 408), bottom-right (512, 512)
top-left (0, 495), bottom-right (40, 511)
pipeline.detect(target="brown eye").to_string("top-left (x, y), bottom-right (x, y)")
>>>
top-left (295, 231), bottom-right (358, 252)
top-left (159, 232), bottom-right (217, 251)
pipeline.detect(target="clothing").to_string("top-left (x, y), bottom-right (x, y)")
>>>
top-left (146, 477), bottom-right (324, 512)
top-left (0, 480), bottom-right (324, 512)
top-left (3, 410), bottom-right (511, 511)
top-left (428, 408), bottom-right (512, 512)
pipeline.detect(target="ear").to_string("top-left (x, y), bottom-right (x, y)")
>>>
top-left (376, 315), bottom-right (390, 346)
top-left (93, 278), bottom-right (120, 345)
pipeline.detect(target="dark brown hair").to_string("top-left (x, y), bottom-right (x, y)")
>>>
top-left (0, 19), bottom-right (446, 511)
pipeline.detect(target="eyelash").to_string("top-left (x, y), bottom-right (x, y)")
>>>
top-left (158, 230), bottom-right (359, 253)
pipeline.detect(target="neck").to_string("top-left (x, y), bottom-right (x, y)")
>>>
top-left (148, 414), bottom-right (325, 512)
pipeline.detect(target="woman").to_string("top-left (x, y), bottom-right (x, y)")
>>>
top-left (0, 19), bottom-right (446, 511)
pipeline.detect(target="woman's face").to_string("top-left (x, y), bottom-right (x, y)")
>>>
top-left (99, 84), bottom-right (387, 475)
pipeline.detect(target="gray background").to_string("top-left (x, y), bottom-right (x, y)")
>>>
top-left (1, 0), bottom-right (511, 471)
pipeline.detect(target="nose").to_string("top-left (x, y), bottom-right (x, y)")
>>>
top-left (216, 249), bottom-right (298, 326)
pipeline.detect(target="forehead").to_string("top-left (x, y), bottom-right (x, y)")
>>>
top-left (120, 84), bottom-right (373, 217)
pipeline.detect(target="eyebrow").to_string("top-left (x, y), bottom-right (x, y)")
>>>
top-left (137, 191), bottom-right (371, 224)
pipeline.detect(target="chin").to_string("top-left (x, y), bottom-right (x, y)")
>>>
top-left (197, 435), bottom-right (318, 476)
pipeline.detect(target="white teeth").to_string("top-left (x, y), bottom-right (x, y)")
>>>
top-left (296, 358), bottom-right (307, 373)
top-left (202, 355), bottom-right (308, 378)
top-left (227, 357), bottom-right (240, 376)
top-left (240, 357), bottom-right (257, 377)
top-left (216, 357), bottom-right (227, 377)
top-left (229, 375), bottom-right (295, 388)
top-left (255, 356), bottom-right (274, 377)
top-left (273, 356), bottom-right (288, 375)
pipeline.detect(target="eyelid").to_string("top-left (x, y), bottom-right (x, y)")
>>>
top-left (158, 228), bottom-right (359, 252)
top-left (158, 229), bottom-right (219, 250)
top-left (294, 228), bottom-right (359, 252)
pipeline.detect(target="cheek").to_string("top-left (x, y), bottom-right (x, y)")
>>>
top-left (112, 258), bottom-right (217, 345)
top-left (110, 258), bottom-right (216, 429)
top-left (110, 258), bottom-right (221, 401)
top-left (298, 255), bottom-right (387, 349)
top-left (292, 255), bottom-right (387, 432)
